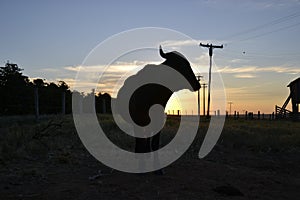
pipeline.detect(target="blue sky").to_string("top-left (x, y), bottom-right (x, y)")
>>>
top-left (1, 0), bottom-right (300, 113)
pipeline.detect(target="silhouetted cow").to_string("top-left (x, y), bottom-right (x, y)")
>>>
top-left (117, 46), bottom-right (200, 155)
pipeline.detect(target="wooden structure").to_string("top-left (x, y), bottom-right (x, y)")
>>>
top-left (276, 77), bottom-right (300, 120)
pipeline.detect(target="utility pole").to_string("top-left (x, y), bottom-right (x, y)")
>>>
top-left (196, 75), bottom-right (203, 117)
top-left (200, 43), bottom-right (223, 117)
top-left (228, 101), bottom-right (233, 116)
top-left (201, 83), bottom-right (207, 116)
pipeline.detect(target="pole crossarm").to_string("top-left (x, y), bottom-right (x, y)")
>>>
top-left (200, 43), bottom-right (223, 57)
top-left (199, 43), bottom-right (224, 49)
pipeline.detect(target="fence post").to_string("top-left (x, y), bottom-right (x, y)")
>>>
top-left (102, 99), bottom-right (106, 114)
top-left (258, 111), bottom-right (260, 120)
top-left (245, 111), bottom-right (248, 120)
top-left (61, 91), bottom-right (66, 115)
top-left (34, 87), bottom-right (39, 120)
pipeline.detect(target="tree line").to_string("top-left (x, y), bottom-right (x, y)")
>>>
top-left (0, 62), bottom-right (112, 115)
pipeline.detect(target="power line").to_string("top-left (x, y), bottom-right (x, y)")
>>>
top-left (220, 11), bottom-right (300, 43)
top-left (215, 39), bottom-right (300, 59)
top-left (218, 50), bottom-right (300, 60)
top-left (235, 21), bottom-right (300, 43)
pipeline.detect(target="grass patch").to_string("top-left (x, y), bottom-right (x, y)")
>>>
top-left (0, 115), bottom-right (299, 165)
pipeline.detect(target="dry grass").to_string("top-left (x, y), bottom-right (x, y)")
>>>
top-left (0, 114), bottom-right (299, 165)
top-left (220, 118), bottom-right (300, 153)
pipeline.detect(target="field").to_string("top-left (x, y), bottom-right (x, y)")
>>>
top-left (0, 115), bottom-right (299, 199)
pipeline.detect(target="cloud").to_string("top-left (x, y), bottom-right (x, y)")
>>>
top-left (38, 56), bottom-right (300, 98)
top-left (194, 53), bottom-right (209, 62)
top-left (64, 66), bottom-right (82, 72)
top-left (230, 59), bottom-right (248, 64)
top-left (225, 84), bottom-right (269, 100)
top-left (40, 68), bottom-right (61, 72)
top-left (160, 40), bottom-right (199, 48)
top-left (218, 65), bottom-right (300, 74)
top-left (160, 39), bottom-right (227, 49)
top-left (234, 74), bottom-right (257, 78)
top-left (61, 62), bottom-right (159, 94)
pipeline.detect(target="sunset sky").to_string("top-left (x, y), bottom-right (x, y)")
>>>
top-left (1, 0), bottom-right (300, 114)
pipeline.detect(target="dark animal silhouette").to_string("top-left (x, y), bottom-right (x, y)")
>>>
top-left (117, 46), bottom-right (200, 154)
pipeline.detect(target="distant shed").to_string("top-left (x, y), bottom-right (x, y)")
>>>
top-left (287, 77), bottom-right (300, 107)
top-left (276, 77), bottom-right (300, 120)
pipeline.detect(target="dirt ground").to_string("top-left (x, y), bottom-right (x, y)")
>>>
top-left (0, 116), bottom-right (299, 200)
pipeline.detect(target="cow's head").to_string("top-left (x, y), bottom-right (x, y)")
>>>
top-left (159, 46), bottom-right (200, 91)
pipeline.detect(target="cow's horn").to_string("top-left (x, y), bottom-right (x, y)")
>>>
top-left (159, 45), bottom-right (166, 58)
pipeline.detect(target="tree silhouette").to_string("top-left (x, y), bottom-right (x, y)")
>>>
top-left (95, 92), bottom-right (112, 113)
top-left (0, 62), bottom-right (32, 114)
top-left (0, 61), bottom-right (112, 115)
top-left (33, 78), bottom-right (45, 87)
